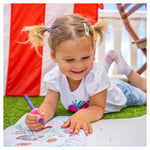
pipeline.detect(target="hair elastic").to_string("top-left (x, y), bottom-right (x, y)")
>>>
top-left (47, 27), bottom-right (51, 32)
top-left (83, 23), bottom-right (89, 36)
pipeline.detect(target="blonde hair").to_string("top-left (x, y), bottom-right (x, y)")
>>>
top-left (22, 14), bottom-right (108, 56)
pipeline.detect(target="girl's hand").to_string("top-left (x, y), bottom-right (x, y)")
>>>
top-left (61, 109), bottom-right (92, 136)
top-left (25, 112), bottom-right (45, 131)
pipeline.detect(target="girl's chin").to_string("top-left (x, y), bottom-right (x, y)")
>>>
top-left (68, 74), bottom-right (86, 81)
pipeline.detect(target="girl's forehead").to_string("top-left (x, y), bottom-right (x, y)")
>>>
top-left (55, 37), bottom-right (93, 57)
top-left (56, 36), bottom-right (92, 51)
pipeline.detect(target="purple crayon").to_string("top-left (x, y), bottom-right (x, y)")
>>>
top-left (24, 95), bottom-right (44, 125)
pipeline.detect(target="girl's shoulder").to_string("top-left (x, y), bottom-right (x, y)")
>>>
top-left (43, 65), bottom-right (61, 92)
top-left (44, 65), bottom-right (61, 81)
top-left (85, 62), bottom-right (109, 96)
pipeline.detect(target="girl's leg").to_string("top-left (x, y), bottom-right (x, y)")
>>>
top-left (101, 50), bottom-right (117, 72)
top-left (127, 70), bottom-right (147, 93)
top-left (128, 71), bottom-right (147, 105)
top-left (115, 52), bottom-right (147, 104)
top-left (115, 52), bottom-right (132, 76)
top-left (112, 78), bottom-right (147, 107)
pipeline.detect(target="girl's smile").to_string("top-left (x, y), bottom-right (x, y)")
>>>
top-left (71, 69), bottom-right (85, 75)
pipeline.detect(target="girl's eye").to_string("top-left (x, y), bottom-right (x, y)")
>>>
top-left (82, 56), bottom-right (90, 60)
top-left (66, 59), bottom-right (74, 62)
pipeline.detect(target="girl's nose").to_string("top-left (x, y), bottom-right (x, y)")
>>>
top-left (73, 61), bottom-right (84, 69)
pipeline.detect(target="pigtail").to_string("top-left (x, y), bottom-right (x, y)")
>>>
top-left (92, 20), bottom-right (108, 43)
top-left (22, 25), bottom-right (47, 56)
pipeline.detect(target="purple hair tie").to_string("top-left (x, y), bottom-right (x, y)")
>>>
top-left (47, 27), bottom-right (51, 32)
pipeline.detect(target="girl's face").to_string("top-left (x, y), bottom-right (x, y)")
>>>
top-left (51, 37), bottom-right (94, 82)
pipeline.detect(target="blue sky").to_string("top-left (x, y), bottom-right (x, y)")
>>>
top-left (101, 3), bottom-right (147, 11)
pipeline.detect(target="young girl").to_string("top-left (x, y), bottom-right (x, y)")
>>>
top-left (24, 14), bottom-right (147, 136)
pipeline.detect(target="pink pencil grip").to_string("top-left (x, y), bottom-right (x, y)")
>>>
top-left (31, 108), bottom-right (43, 122)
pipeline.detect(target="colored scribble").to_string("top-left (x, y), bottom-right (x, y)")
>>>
top-left (69, 133), bottom-right (77, 137)
top-left (42, 126), bottom-right (53, 130)
top-left (47, 138), bottom-right (57, 143)
top-left (16, 135), bottom-right (44, 141)
top-left (15, 131), bottom-right (26, 134)
top-left (16, 143), bottom-right (32, 146)
top-left (100, 128), bottom-right (102, 131)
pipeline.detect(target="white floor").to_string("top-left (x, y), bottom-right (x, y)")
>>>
top-left (86, 115), bottom-right (146, 146)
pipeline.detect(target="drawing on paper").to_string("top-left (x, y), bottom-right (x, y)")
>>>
top-left (4, 115), bottom-right (86, 147)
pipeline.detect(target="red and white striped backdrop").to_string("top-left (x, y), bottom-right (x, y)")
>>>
top-left (4, 3), bottom-right (99, 96)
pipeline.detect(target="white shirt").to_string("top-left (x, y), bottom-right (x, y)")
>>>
top-left (44, 63), bottom-right (127, 113)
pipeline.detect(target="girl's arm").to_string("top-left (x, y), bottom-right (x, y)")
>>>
top-left (85, 88), bottom-right (107, 122)
top-left (61, 89), bottom-right (107, 135)
top-left (25, 89), bottom-right (59, 131)
top-left (39, 89), bottom-right (60, 123)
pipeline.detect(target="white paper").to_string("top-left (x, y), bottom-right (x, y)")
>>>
top-left (87, 115), bottom-right (146, 146)
top-left (4, 115), bottom-right (86, 147)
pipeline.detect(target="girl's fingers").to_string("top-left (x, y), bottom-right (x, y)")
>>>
top-left (28, 122), bottom-right (43, 131)
top-left (82, 123), bottom-right (89, 136)
top-left (87, 123), bottom-right (92, 134)
top-left (25, 113), bottom-right (45, 125)
top-left (61, 117), bottom-right (92, 136)
top-left (61, 119), bottom-right (71, 128)
top-left (82, 122), bottom-right (92, 136)
top-left (25, 117), bottom-right (43, 130)
top-left (69, 121), bottom-right (76, 133)
top-left (26, 113), bottom-right (39, 120)
top-left (74, 123), bottom-right (81, 134)
top-left (25, 112), bottom-right (45, 131)
top-left (41, 112), bottom-right (45, 116)
top-left (25, 115), bottom-right (35, 125)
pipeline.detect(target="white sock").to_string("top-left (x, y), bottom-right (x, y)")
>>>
top-left (115, 52), bottom-right (132, 76)
top-left (101, 50), bottom-right (117, 72)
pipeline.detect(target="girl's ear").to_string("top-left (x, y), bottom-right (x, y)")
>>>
top-left (50, 51), bottom-right (57, 62)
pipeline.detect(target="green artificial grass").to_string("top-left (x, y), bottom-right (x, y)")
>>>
top-left (3, 96), bottom-right (147, 130)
